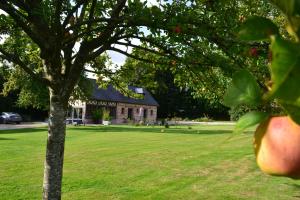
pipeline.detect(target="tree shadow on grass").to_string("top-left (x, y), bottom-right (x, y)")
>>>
top-left (67, 126), bottom-right (233, 135)
top-left (0, 137), bottom-right (16, 140)
top-left (0, 128), bottom-right (47, 135)
top-left (0, 126), bottom-right (235, 136)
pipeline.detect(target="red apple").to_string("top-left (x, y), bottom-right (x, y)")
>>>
top-left (268, 51), bottom-right (273, 63)
top-left (239, 15), bottom-right (245, 22)
top-left (174, 25), bottom-right (181, 34)
top-left (170, 60), bottom-right (176, 65)
top-left (254, 116), bottom-right (300, 179)
top-left (249, 47), bottom-right (258, 57)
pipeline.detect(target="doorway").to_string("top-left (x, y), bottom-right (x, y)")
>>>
top-left (128, 108), bottom-right (133, 120)
top-left (143, 109), bottom-right (148, 119)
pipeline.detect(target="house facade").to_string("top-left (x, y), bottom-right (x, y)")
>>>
top-left (68, 81), bottom-right (159, 124)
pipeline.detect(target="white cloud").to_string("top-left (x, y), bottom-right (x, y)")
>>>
top-left (145, 0), bottom-right (160, 6)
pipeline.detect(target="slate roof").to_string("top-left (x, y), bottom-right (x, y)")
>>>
top-left (90, 80), bottom-right (159, 106)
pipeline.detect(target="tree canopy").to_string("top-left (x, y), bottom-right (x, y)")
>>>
top-left (111, 0), bottom-right (283, 120)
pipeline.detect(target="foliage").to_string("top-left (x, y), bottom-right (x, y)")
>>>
top-left (91, 109), bottom-right (103, 124)
top-left (234, 111), bottom-right (269, 133)
top-left (223, 70), bottom-right (262, 108)
top-left (117, 48), bottom-right (229, 119)
top-left (228, 105), bottom-right (254, 121)
top-left (164, 123), bottom-right (169, 128)
top-left (193, 114), bottom-right (214, 122)
top-left (102, 109), bottom-right (111, 121)
top-left (224, 0), bottom-right (300, 132)
top-left (113, 1), bottom-right (285, 120)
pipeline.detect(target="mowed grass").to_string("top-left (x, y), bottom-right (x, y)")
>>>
top-left (1, 125), bottom-right (300, 200)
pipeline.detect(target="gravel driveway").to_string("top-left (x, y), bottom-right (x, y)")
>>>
top-left (0, 122), bottom-right (47, 130)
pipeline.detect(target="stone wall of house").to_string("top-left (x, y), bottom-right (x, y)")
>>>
top-left (115, 103), bottom-right (157, 124)
top-left (71, 101), bottom-right (158, 124)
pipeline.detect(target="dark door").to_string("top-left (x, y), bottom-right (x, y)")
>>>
top-left (128, 108), bottom-right (133, 120)
top-left (143, 109), bottom-right (148, 119)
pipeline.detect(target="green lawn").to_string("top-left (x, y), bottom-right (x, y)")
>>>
top-left (1, 125), bottom-right (300, 200)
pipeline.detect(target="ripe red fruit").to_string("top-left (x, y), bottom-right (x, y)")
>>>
top-left (69, 16), bottom-right (75, 25)
top-left (254, 116), bottom-right (300, 179)
top-left (171, 60), bottom-right (176, 65)
top-left (268, 51), bottom-right (273, 63)
top-left (174, 25), bottom-right (182, 34)
top-left (239, 15), bottom-right (245, 22)
top-left (249, 47), bottom-right (258, 57)
top-left (64, 32), bottom-right (71, 38)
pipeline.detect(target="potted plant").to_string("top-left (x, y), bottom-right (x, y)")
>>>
top-left (102, 109), bottom-right (111, 125)
top-left (91, 109), bottom-right (103, 124)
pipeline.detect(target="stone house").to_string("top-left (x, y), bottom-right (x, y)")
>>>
top-left (68, 80), bottom-right (159, 124)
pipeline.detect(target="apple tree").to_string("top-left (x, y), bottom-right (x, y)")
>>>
top-left (113, 0), bottom-right (283, 116)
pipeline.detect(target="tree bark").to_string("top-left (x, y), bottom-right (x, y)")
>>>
top-left (42, 88), bottom-right (68, 200)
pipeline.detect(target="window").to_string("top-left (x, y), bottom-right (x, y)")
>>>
top-left (67, 106), bottom-right (72, 118)
top-left (150, 110), bottom-right (153, 116)
top-left (136, 108), bottom-right (139, 113)
top-left (121, 108), bottom-right (125, 114)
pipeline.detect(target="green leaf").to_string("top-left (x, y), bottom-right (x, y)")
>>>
top-left (223, 69), bottom-right (262, 107)
top-left (270, 0), bottom-right (300, 16)
top-left (267, 36), bottom-right (300, 102)
top-left (238, 16), bottom-right (279, 41)
top-left (281, 101), bottom-right (300, 125)
top-left (234, 111), bottom-right (269, 133)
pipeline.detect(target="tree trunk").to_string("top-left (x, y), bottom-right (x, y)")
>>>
top-left (42, 89), bottom-right (68, 200)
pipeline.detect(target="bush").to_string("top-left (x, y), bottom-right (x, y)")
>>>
top-left (92, 109), bottom-right (103, 124)
top-left (102, 109), bottom-right (111, 121)
top-left (170, 117), bottom-right (182, 121)
top-left (165, 123), bottom-right (169, 128)
top-left (193, 114), bottom-right (213, 122)
top-left (228, 105), bottom-right (252, 121)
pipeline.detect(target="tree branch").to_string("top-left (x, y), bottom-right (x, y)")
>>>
top-left (53, 0), bottom-right (63, 34)
top-left (86, 0), bottom-right (97, 32)
top-left (0, 2), bottom-right (46, 49)
top-left (62, 0), bottom-right (87, 28)
top-left (109, 47), bottom-right (167, 66)
top-left (114, 41), bottom-right (167, 57)
top-left (83, 68), bottom-right (135, 98)
top-left (83, 0), bottom-right (127, 51)
top-left (0, 48), bottom-right (51, 86)
top-left (131, 35), bottom-right (177, 57)
top-left (7, 0), bottom-right (30, 12)
top-left (65, 17), bottom-right (120, 32)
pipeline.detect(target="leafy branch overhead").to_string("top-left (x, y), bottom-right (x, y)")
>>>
top-left (224, 0), bottom-right (300, 131)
